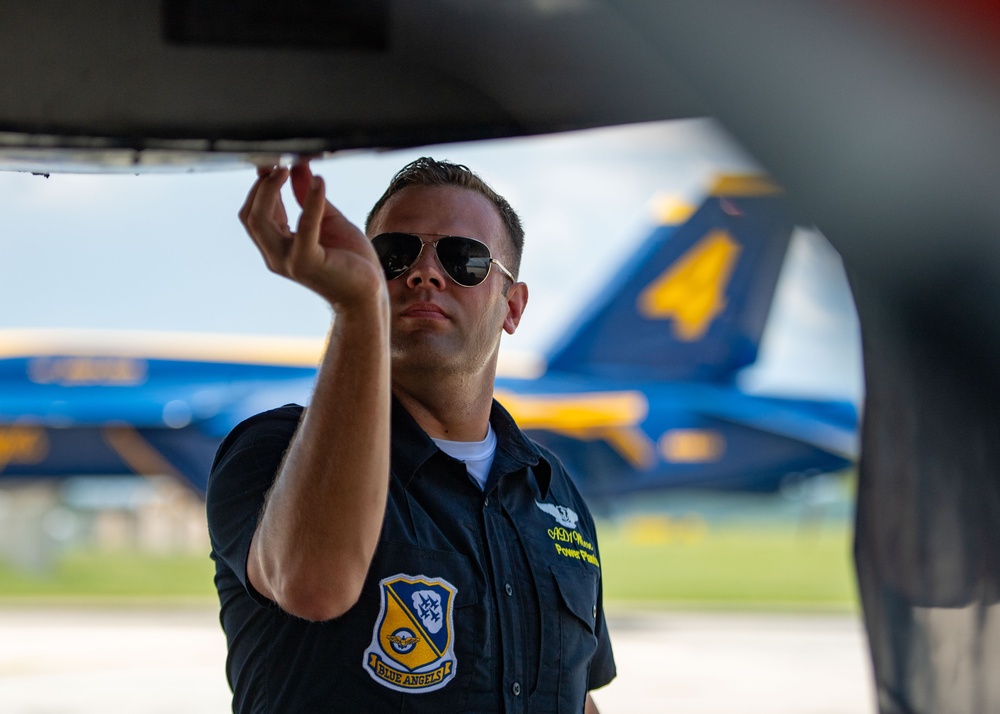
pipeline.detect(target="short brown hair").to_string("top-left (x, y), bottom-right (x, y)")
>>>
top-left (365, 157), bottom-right (525, 278)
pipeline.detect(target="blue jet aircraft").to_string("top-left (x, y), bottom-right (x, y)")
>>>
top-left (0, 174), bottom-right (857, 504)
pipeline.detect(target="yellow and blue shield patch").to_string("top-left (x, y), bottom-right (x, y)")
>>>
top-left (363, 573), bottom-right (458, 693)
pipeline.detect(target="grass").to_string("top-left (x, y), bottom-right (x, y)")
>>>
top-left (0, 520), bottom-right (858, 612)
top-left (0, 549), bottom-right (217, 604)
top-left (597, 516), bottom-right (858, 611)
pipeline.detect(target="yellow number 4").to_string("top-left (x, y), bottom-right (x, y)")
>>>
top-left (637, 230), bottom-right (742, 341)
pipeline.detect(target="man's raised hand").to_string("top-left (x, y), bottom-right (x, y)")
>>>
top-left (239, 161), bottom-right (386, 312)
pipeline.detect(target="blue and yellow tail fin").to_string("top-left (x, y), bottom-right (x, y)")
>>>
top-left (544, 174), bottom-right (789, 382)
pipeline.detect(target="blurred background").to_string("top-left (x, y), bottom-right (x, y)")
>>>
top-left (0, 118), bottom-right (871, 713)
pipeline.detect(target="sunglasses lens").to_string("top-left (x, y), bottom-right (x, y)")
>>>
top-left (371, 233), bottom-right (496, 286)
top-left (437, 237), bottom-right (492, 286)
top-left (372, 233), bottom-right (422, 279)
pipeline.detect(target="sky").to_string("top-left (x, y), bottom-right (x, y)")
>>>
top-left (0, 118), bottom-right (863, 402)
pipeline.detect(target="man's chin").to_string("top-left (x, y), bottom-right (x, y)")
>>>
top-left (391, 339), bottom-right (458, 371)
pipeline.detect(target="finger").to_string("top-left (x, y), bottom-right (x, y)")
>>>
top-left (239, 174), bottom-right (267, 227)
top-left (289, 175), bottom-right (327, 273)
top-left (243, 167), bottom-right (288, 228)
top-left (243, 168), bottom-right (292, 260)
top-left (290, 160), bottom-right (314, 209)
top-left (247, 165), bottom-right (281, 206)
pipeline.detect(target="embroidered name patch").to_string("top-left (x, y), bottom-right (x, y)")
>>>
top-left (363, 574), bottom-right (458, 693)
top-left (536, 500), bottom-right (599, 567)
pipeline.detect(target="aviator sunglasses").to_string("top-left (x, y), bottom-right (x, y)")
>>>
top-left (371, 232), bottom-right (515, 287)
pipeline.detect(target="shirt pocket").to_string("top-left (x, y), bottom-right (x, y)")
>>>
top-left (550, 563), bottom-right (599, 713)
top-left (359, 541), bottom-right (482, 712)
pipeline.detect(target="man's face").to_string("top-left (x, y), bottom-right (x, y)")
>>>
top-left (368, 185), bottom-right (526, 381)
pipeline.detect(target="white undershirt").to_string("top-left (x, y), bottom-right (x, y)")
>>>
top-left (431, 424), bottom-right (498, 490)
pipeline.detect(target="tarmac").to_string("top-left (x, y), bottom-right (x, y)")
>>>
top-left (0, 606), bottom-right (876, 713)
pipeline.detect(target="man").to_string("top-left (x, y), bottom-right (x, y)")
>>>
top-left (207, 157), bottom-right (615, 713)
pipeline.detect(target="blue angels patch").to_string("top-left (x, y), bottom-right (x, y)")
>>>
top-left (363, 574), bottom-right (458, 693)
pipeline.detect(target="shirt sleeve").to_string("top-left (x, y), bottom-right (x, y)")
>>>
top-left (206, 405), bottom-right (302, 607)
top-left (588, 548), bottom-right (617, 690)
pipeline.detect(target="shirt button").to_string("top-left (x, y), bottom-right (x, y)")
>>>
top-left (593, 604), bottom-right (598, 618)
top-left (511, 682), bottom-right (521, 696)
top-left (505, 582), bottom-right (513, 596)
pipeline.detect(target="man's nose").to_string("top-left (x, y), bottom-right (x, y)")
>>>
top-left (405, 243), bottom-right (446, 289)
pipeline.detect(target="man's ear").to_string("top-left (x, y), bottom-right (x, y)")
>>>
top-left (503, 282), bottom-right (528, 335)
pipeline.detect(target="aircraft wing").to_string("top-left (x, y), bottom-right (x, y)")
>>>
top-left (692, 390), bottom-right (858, 461)
top-left (0, 331), bottom-right (320, 493)
top-left (0, 1), bottom-right (705, 173)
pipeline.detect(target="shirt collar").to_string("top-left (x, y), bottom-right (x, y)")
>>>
top-left (389, 395), bottom-right (551, 497)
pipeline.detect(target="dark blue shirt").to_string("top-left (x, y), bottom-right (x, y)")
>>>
top-left (208, 398), bottom-right (616, 713)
